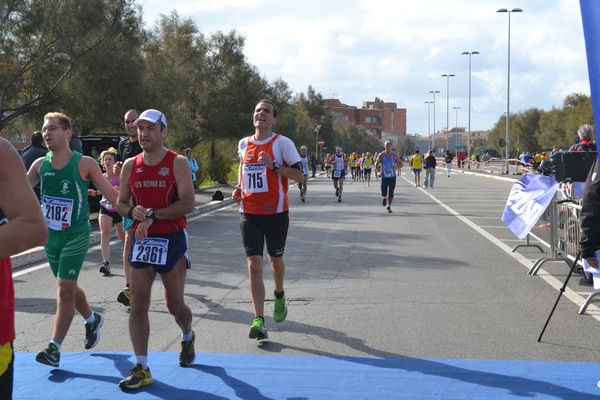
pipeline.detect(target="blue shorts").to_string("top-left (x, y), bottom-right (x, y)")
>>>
top-left (412, 168), bottom-right (421, 175)
top-left (129, 229), bottom-right (190, 273)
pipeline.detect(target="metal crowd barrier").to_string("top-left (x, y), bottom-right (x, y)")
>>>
top-left (514, 187), bottom-right (598, 314)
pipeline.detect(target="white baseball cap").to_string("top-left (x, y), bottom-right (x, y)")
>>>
top-left (134, 109), bottom-right (168, 128)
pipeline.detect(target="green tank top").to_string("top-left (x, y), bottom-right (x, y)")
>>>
top-left (40, 151), bottom-right (91, 234)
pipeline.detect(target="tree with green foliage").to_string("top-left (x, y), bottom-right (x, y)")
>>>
top-left (0, 0), bottom-right (143, 133)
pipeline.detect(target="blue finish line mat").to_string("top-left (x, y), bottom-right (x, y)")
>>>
top-left (13, 352), bottom-right (600, 399)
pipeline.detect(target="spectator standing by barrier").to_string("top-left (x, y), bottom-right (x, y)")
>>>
top-left (444, 150), bottom-right (453, 177)
top-left (185, 148), bottom-right (199, 188)
top-left (115, 109), bottom-right (142, 308)
top-left (21, 131), bottom-right (48, 171)
top-left (21, 131), bottom-right (48, 201)
top-left (569, 124), bottom-right (597, 152)
top-left (424, 150), bottom-right (437, 189)
top-left (0, 138), bottom-right (48, 400)
top-left (580, 152), bottom-right (600, 291)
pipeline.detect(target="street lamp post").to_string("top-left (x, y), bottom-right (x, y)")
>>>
top-left (441, 74), bottom-right (455, 152)
top-left (429, 90), bottom-right (440, 153)
top-left (314, 124), bottom-right (321, 165)
top-left (453, 106), bottom-right (461, 150)
top-left (425, 101), bottom-right (433, 149)
top-left (461, 51), bottom-right (479, 169)
top-left (497, 7), bottom-right (522, 174)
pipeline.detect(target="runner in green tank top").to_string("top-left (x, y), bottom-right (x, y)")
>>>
top-left (26, 112), bottom-right (119, 369)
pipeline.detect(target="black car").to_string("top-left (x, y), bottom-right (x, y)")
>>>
top-left (80, 134), bottom-right (127, 213)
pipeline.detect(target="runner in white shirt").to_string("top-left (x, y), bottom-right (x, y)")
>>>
top-left (325, 147), bottom-right (348, 203)
top-left (298, 146), bottom-right (309, 202)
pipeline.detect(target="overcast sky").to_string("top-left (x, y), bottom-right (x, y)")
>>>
top-left (140, 0), bottom-right (589, 136)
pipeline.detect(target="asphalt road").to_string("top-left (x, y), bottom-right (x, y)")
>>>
top-left (12, 168), bottom-right (600, 365)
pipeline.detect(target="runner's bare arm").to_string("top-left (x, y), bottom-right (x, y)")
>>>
top-left (0, 139), bottom-right (48, 257)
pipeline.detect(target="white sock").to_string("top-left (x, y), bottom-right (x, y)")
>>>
top-left (181, 331), bottom-right (194, 342)
top-left (135, 355), bottom-right (148, 369)
top-left (83, 312), bottom-right (95, 324)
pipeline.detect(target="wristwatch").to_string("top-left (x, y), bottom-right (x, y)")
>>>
top-left (272, 161), bottom-right (280, 171)
top-left (145, 208), bottom-right (157, 220)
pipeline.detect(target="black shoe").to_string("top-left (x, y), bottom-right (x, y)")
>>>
top-left (36, 343), bottom-right (60, 367)
top-left (84, 312), bottom-right (104, 350)
top-left (99, 261), bottom-right (110, 275)
top-left (178, 331), bottom-right (195, 367)
top-left (335, 188), bottom-right (339, 197)
top-left (387, 206), bottom-right (392, 213)
top-left (117, 287), bottom-right (131, 307)
top-left (338, 196), bottom-right (342, 203)
top-left (382, 198), bottom-right (386, 207)
top-left (119, 364), bottom-right (153, 390)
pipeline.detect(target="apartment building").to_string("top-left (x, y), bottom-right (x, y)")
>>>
top-left (322, 97), bottom-right (407, 140)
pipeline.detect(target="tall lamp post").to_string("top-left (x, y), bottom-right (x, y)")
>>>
top-left (461, 51), bottom-right (479, 169)
top-left (453, 106), bottom-right (461, 150)
top-left (429, 90), bottom-right (440, 153)
top-left (441, 74), bottom-right (455, 151)
top-left (425, 101), bottom-right (433, 149)
top-left (497, 7), bottom-right (522, 174)
top-left (314, 124), bottom-right (321, 165)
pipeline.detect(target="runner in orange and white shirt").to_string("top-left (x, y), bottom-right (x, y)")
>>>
top-left (232, 100), bottom-right (303, 340)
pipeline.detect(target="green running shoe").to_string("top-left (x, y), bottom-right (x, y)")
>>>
top-left (119, 364), bottom-right (153, 390)
top-left (273, 291), bottom-right (288, 323)
top-left (36, 343), bottom-right (60, 367)
top-left (178, 331), bottom-right (195, 367)
top-left (84, 312), bottom-right (104, 350)
top-left (249, 317), bottom-right (268, 340)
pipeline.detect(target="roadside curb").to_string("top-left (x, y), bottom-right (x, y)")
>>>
top-left (11, 194), bottom-right (234, 270)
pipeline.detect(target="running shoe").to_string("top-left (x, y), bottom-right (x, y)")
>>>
top-left (99, 261), bottom-right (110, 275)
top-left (178, 331), bottom-right (195, 367)
top-left (35, 343), bottom-right (60, 367)
top-left (273, 291), bottom-right (287, 323)
top-left (117, 286), bottom-right (131, 307)
top-left (119, 364), bottom-right (154, 390)
top-left (338, 196), bottom-right (342, 202)
top-left (382, 198), bottom-right (386, 207)
top-left (301, 196), bottom-right (305, 202)
top-left (335, 188), bottom-right (339, 197)
top-left (387, 206), bottom-right (392, 213)
top-left (84, 312), bottom-right (104, 350)
top-left (249, 317), bottom-right (268, 340)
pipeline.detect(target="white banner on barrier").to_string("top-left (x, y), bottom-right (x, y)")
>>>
top-left (501, 174), bottom-right (559, 240)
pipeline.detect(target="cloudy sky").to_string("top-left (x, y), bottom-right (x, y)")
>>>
top-left (140, 0), bottom-right (589, 136)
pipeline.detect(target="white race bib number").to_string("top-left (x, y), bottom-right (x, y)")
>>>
top-left (384, 168), bottom-right (394, 178)
top-left (42, 195), bottom-right (73, 231)
top-left (333, 169), bottom-right (342, 178)
top-left (132, 237), bottom-right (169, 266)
top-left (243, 163), bottom-right (269, 193)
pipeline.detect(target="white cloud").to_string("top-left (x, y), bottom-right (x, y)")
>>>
top-left (139, 0), bottom-right (590, 135)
